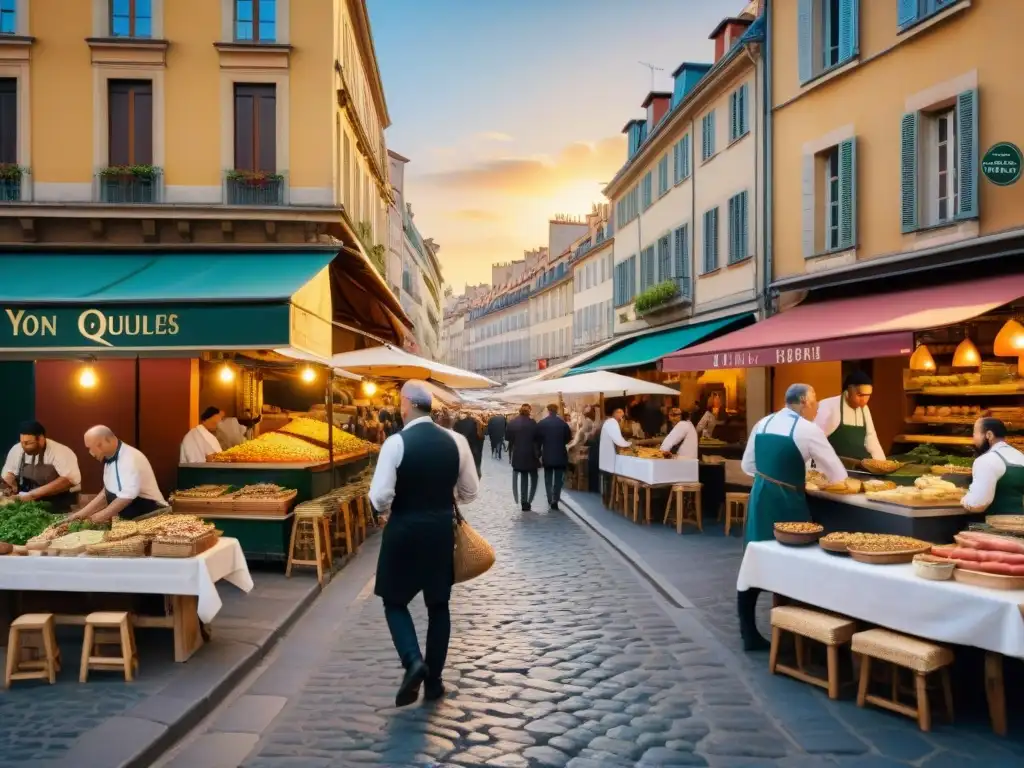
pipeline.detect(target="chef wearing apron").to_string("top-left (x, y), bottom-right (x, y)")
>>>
top-left (1, 421), bottom-right (81, 512)
top-left (737, 384), bottom-right (848, 651)
top-left (962, 418), bottom-right (1024, 514)
top-left (660, 408), bottom-right (698, 459)
top-left (71, 426), bottom-right (168, 523)
top-left (814, 370), bottom-right (886, 462)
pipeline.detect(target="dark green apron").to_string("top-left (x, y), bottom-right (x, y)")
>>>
top-left (988, 448), bottom-right (1024, 514)
top-left (745, 410), bottom-right (810, 544)
top-left (827, 398), bottom-right (869, 461)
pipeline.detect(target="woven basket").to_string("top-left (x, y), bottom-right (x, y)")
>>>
top-left (86, 536), bottom-right (148, 558)
top-left (453, 519), bottom-right (495, 584)
top-left (151, 531), bottom-right (219, 558)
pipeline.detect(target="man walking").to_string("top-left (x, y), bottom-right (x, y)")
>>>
top-left (486, 412), bottom-right (506, 460)
top-left (506, 404), bottom-right (540, 511)
top-left (369, 381), bottom-right (479, 706)
top-left (536, 404), bottom-right (572, 510)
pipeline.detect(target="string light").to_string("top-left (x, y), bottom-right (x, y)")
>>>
top-left (218, 364), bottom-right (235, 383)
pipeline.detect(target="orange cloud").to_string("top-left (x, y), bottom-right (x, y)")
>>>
top-left (424, 136), bottom-right (626, 195)
top-left (476, 131), bottom-right (514, 142)
top-left (447, 208), bottom-right (502, 222)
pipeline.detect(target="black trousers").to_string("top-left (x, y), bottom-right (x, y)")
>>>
top-left (490, 437), bottom-right (503, 459)
top-left (383, 597), bottom-right (450, 682)
top-left (543, 467), bottom-right (566, 506)
top-left (512, 470), bottom-right (538, 507)
top-left (601, 471), bottom-right (613, 507)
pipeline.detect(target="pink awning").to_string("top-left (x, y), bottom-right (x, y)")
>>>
top-left (662, 274), bottom-right (1024, 372)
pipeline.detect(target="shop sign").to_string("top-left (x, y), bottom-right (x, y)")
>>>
top-left (0, 304), bottom-right (291, 350)
top-left (711, 345), bottom-right (822, 369)
top-left (981, 142), bottom-right (1023, 187)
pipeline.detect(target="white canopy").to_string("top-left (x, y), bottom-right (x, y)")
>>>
top-left (502, 371), bottom-right (678, 399)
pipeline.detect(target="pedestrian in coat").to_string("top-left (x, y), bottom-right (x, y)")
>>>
top-left (506, 404), bottom-right (540, 511)
top-left (536, 404), bottom-right (573, 509)
top-left (486, 413), bottom-right (507, 459)
top-left (369, 381), bottom-right (479, 706)
top-left (453, 412), bottom-right (484, 477)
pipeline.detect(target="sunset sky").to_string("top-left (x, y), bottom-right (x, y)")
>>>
top-left (367, 0), bottom-right (736, 291)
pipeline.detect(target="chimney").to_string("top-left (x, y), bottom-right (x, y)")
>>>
top-left (708, 16), bottom-right (753, 63)
top-left (671, 62), bottom-right (713, 108)
top-left (642, 91), bottom-right (673, 133)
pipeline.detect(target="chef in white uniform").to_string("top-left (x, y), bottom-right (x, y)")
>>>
top-left (180, 407), bottom-right (224, 463)
top-left (599, 405), bottom-right (631, 505)
top-left (73, 426), bottom-right (168, 522)
top-left (660, 407), bottom-right (698, 460)
top-left (813, 370), bottom-right (886, 462)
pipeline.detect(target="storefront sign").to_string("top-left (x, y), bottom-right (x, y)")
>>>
top-left (0, 304), bottom-right (291, 351)
top-left (981, 142), bottom-right (1023, 186)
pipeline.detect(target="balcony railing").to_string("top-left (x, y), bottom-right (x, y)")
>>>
top-left (225, 170), bottom-right (286, 206)
top-left (97, 168), bottom-right (163, 204)
top-left (0, 166), bottom-right (27, 202)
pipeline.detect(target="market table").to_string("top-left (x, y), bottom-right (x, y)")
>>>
top-left (613, 456), bottom-right (698, 485)
top-left (0, 538), bottom-right (253, 662)
top-left (738, 541), bottom-right (1024, 734)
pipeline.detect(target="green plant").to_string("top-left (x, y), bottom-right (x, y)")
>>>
top-left (634, 280), bottom-right (680, 314)
top-left (0, 163), bottom-right (24, 181)
top-left (0, 500), bottom-right (58, 545)
top-left (354, 220), bottom-right (387, 276)
top-left (100, 164), bottom-right (159, 180)
top-left (227, 169), bottom-right (284, 186)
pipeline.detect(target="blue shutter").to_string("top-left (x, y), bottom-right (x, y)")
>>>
top-left (740, 192), bottom-right (748, 262)
top-left (711, 208), bottom-right (718, 270)
top-left (797, 0), bottom-right (814, 83)
top-left (673, 141), bottom-right (680, 184)
top-left (837, 138), bottom-right (856, 249)
top-left (739, 85), bottom-right (748, 137)
top-left (727, 196), bottom-right (737, 263)
top-left (838, 0), bottom-right (859, 62)
top-left (956, 88), bottom-right (979, 220)
top-left (647, 246), bottom-right (656, 286)
top-left (701, 117), bottom-right (708, 161)
top-left (708, 111), bottom-right (716, 157)
top-left (897, 0), bottom-right (919, 27)
top-left (900, 112), bottom-right (919, 233)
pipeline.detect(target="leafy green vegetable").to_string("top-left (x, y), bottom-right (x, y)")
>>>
top-left (66, 520), bottom-right (106, 533)
top-left (0, 501), bottom-right (61, 545)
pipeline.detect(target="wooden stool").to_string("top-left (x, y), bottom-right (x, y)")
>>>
top-left (769, 606), bottom-right (856, 700)
top-left (80, 612), bottom-right (137, 683)
top-left (618, 478), bottom-right (639, 519)
top-left (5, 613), bottom-right (59, 687)
top-left (608, 475), bottom-right (622, 511)
top-left (663, 483), bottom-right (702, 533)
top-left (334, 498), bottom-right (356, 557)
top-left (852, 628), bottom-right (954, 731)
top-left (724, 492), bottom-right (749, 536)
top-left (635, 482), bottom-right (655, 524)
top-left (286, 509), bottom-right (333, 586)
top-left (356, 495), bottom-right (369, 542)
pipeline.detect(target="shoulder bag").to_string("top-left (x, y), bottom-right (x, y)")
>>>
top-left (452, 502), bottom-right (495, 583)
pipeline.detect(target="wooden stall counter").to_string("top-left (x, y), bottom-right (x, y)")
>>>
top-left (807, 489), bottom-right (974, 542)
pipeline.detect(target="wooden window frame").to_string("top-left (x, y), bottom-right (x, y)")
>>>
top-left (235, 0), bottom-right (276, 43)
top-left (107, 79), bottom-right (153, 167)
top-left (111, 0), bottom-right (152, 38)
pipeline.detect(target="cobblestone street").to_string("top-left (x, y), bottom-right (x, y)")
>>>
top-left (161, 456), bottom-right (1024, 768)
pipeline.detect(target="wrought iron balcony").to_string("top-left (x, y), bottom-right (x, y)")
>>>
top-left (97, 168), bottom-right (162, 204)
top-left (225, 170), bottom-right (286, 206)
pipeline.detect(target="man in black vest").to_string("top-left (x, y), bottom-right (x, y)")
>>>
top-left (369, 380), bottom-right (479, 707)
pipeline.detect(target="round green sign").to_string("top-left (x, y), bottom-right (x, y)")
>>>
top-left (981, 142), bottom-right (1023, 187)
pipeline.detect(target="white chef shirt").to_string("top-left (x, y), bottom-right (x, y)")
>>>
top-left (179, 425), bottom-right (223, 464)
top-left (962, 442), bottom-right (1024, 510)
top-left (814, 395), bottom-right (886, 461)
top-left (104, 442), bottom-right (167, 505)
top-left (660, 419), bottom-right (699, 460)
top-left (599, 417), bottom-right (630, 473)
top-left (368, 416), bottom-right (479, 515)
top-left (2, 439), bottom-right (82, 491)
top-left (741, 408), bottom-right (848, 484)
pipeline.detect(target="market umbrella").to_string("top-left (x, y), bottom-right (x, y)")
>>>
top-left (501, 370), bottom-right (678, 399)
top-left (294, 344), bottom-right (499, 389)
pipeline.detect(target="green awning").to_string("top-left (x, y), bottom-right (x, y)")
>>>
top-left (569, 314), bottom-right (754, 374)
top-left (0, 251), bottom-right (337, 354)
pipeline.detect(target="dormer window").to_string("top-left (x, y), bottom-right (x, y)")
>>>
top-left (111, 0), bottom-right (152, 38)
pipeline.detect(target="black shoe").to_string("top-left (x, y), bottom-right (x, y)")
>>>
top-left (423, 679), bottom-right (446, 701)
top-left (395, 659), bottom-right (429, 707)
top-left (522, 504), bottom-right (531, 511)
top-left (742, 633), bottom-right (771, 652)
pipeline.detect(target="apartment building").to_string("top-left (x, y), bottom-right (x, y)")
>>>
top-left (571, 204), bottom-right (615, 352)
top-left (440, 283), bottom-right (487, 371)
top-left (465, 287), bottom-right (531, 383)
top-left (604, 1), bottom-right (765, 345)
top-left (527, 217), bottom-right (588, 369)
top-left (0, 0), bottom-right (390, 257)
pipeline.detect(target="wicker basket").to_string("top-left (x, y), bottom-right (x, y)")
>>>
top-left (151, 531), bottom-right (220, 558)
top-left (86, 536), bottom-right (148, 558)
top-left (232, 489), bottom-right (297, 515)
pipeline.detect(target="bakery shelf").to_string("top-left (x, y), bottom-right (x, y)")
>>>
top-left (905, 384), bottom-right (1024, 396)
top-left (893, 434), bottom-right (973, 446)
top-left (905, 416), bottom-right (979, 425)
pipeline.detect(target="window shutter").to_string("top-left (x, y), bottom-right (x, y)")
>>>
top-left (838, 0), bottom-right (859, 63)
top-left (133, 83), bottom-right (154, 166)
top-left (837, 138), bottom-right (856, 249)
top-left (673, 141), bottom-right (680, 183)
top-left (739, 84), bottom-right (748, 136)
top-left (897, 0), bottom-right (919, 27)
top-left (900, 112), bottom-right (919, 233)
top-left (729, 91), bottom-right (738, 142)
top-left (683, 135), bottom-right (691, 177)
top-left (708, 111), bottom-right (715, 156)
top-left (956, 88), bottom-right (979, 220)
top-left (647, 246), bottom-right (656, 286)
top-left (740, 191), bottom-right (749, 261)
top-left (797, 0), bottom-right (814, 83)
top-left (727, 196), bottom-right (736, 263)
top-left (801, 154), bottom-right (814, 256)
top-left (108, 81), bottom-right (132, 167)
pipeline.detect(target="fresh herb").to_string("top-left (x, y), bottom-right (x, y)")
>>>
top-left (66, 520), bottom-right (106, 533)
top-left (0, 501), bottom-right (60, 545)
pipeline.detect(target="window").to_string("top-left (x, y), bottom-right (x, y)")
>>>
top-left (0, 78), bottom-right (15, 164)
top-left (797, 0), bottom-right (859, 84)
top-left (236, 0), bottom-right (276, 42)
top-left (613, 257), bottom-right (637, 307)
top-left (729, 84), bottom-right (749, 142)
top-left (641, 172), bottom-right (653, 210)
top-left (728, 190), bottom-right (749, 264)
top-left (803, 137), bottom-right (856, 255)
top-left (234, 83), bottom-right (276, 171)
top-left (673, 135), bottom-right (691, 183)
top-left (111, 0), bottom-right (152, 38)
top-left (108, 80), bottom-right (153, 166)
top-left (898, 0), bottom-right (959, 30)
top-left (702, 208), bottom-right (719, 273)
top-left (657, 235), bottom-right (671, 282)
top-left (673, 225), bottom-right (690, 288)
top-left (701, 111), bottom-right (716, 162)
top-left (900, 90), bottom-right (977, 233)
top-left (0, 0), bottom-right (14, 34)
top-left (657, 154), bottom-right (669, 196)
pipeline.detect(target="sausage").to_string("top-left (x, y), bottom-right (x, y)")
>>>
top-left (932, 545), bottom-right (1024, 565)
top-left (955, 531), bottom-right (1024, 555)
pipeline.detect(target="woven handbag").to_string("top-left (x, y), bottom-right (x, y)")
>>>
top-left (452, 503), bottom-right (495, 583)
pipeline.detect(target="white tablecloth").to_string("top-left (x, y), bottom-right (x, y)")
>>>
top-left (614, 455), bottom-right (698, 485)
top-left (0, 538), bottom-right (253, 623)
top-left (738, 541), bottom-right (1024, 659)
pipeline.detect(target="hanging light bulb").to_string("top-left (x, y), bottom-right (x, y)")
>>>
top-left (994, 318), bottom-right (1024, 357)
top-left (952, 337), bottom-right (981, 368)
top-left (78, 366), bottom-right (97, 389)
top-left (361, 380), bottom-right (377, 397)
top-left (909, 344), bottom-right (936, 372)
top-left (301, 366), bottom-right (317, 383)
top-left (218, 363), bottom-right (235, 383)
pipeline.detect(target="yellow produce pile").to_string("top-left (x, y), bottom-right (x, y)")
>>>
top-left (210, 432), bottom-right (336, 463)
top-left (821, 532), bottom-right (930, 551)
top-left (279, 418), bottom-right (374, 454)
